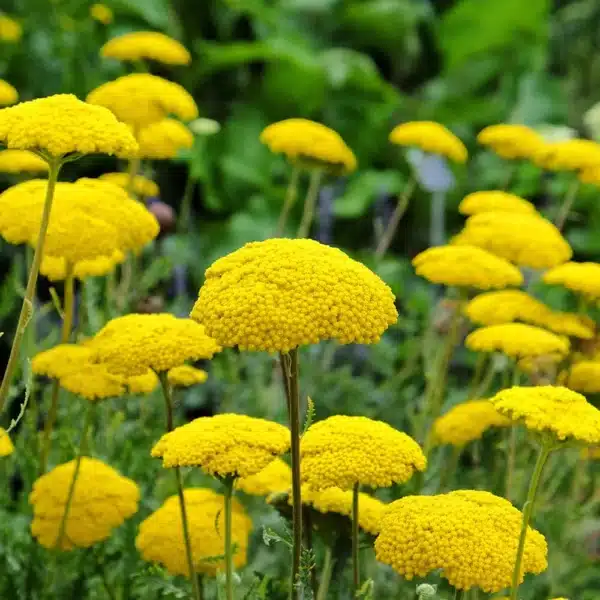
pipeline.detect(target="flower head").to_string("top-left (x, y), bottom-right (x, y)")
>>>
top-left (98, 172), bottom-right (159, 198)
top-left (30, 458), bottom-right (140, 550)
top-left (543, 261), bottom-right (600, 300)
top-left (0, 428), bottom-right (14, 456)
top-left (236, 458), bottom-right (291, 496)
top-left (579, 165), bottom-right (600, 187)
top-left (389, 121), bottom-right (467, 163)
top-left (458, 191), bottom-right (537, 216)
top-left (535, 139), bottom-right (600, 171)
top-left (32, 344), bottom-right (93, 379)
top-left (101, 32), bottom-right (191, 65)
top-left (137, 118), bottom-right (194, 159)
top-left (167, 365), bottom-right (207, 388)
top-left (0, 149), bottom-right (48, 173)
top-left (40, 251), bottom-right (124, 281)
top-left (90, 3), bottom-right (113, 24)
top-left (0, 15), bottom-right (22, 42)
top-left (59, 364), bottom-right (126, 401)
top-left (0, 79), bottom-right (17, 106)
top-left (374, 490), bottom-right (547, 592)
top-left (560, 361), bottom-right (600, 393)
top-left (477, 124), bottom-right (544, 160)
top-left (191, 238), bottom-right (397, 352)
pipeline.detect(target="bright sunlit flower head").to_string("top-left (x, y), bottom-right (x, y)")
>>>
top-left (389, 121), bottom-right (467, 163)
top-left (0, 14), bottom-right (22, 42)
top-left (0, 79), bottom-right (18, 106)
top-left (59, 363), bottom-right (126, 401)
top-left (543, 261), bottom-right (600, 301)
top-left (236, 458), bottom-right (292, 496)
top-left (477, 124), bottom-right (544, 160)
top-left (0, 149), bottom-right (48, 173)
top-left (458, 191), bottom-right (537, 216)
top-left (99, 172), bottom-right (159, 197)
top-left (90, 3), bottom-right (113, 24)
top-left (167, 365), bottom-right (207, 388)
top-left (137, 118), bottom-right (194, 159)
top-left (534, 139), bottom-right (600, 171)
top-left (32, 344), bottom-right (94, 380)
top-left (101, 31), bottom-right (191, 65)
top-left (560, 361), bottom-right (600, 394)
top-left (0, 428), bottom-right (14, 456)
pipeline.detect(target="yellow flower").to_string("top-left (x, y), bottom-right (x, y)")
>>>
top-left (30, 458), bottom-right (140, 550)
top-left (99, 172), bottom-right (159, 197)
top-left (300, 415), bottom-right (425, 491)
top-left (90, 3), bottom-right (113, 25)
top-left (389, 121), bottom-right (467, 163)
top-left (0, 149), bottom-right (48, 173)
top-left (260, 118), bottom-right (357, 174)
top-left (89, 313), bottom-right (221, 376)
top-left (374, 490), bottom-right (547, 592)
top-left (32, 344), bottom-right (93, 379)
top-left (0, 79), bottom-right (18, 106)
top-left (101, 31), bottom-right (191, 65)
top-left (191, 238), bottom-right (397, 352)
top-left (236, 458), bottom-right (291, 496)
top-left (87, 74), bottom-right (198, 129)
top-left (137, 118), bottom-right (194, 159)
top-left (152, 413), bottom-right (290, 477)
top-left (458, 191), bottom-right (537, 216)
top-left (127, 370), bottom-right (160, 394)
top-left (543, 261), bottom-right (600, 300)
top-left (433, 401), bottom-right (511, 448)
top-left (453, 212), bottom-right (572, 269)
top-left (412, 245), bottom-right (523, 289)
top-left (535, 139), bottom-right (600, 171)
top-left (465, 324), bottom-right (570, 358)
top-left (579, 165), bottom-right (600, 186)
top-left (490, 385), bottom-right (600, 444)
top-left (167, 365), bottom-right (207, 388)
top-left (60, 364), bottom-right (126, 401)
top-left (559, 361), bottom-right (600, 393)
top-left (0, 14), bottom-right (21, 42)
top-left (136, 488), bottom-right (251, 576)
top-left (0, 427), bottom-right (14, 456)
top-left (477, 124), bottom-right (544, 160)
top-left (0, 94), bottom-right (138, 158)
top-left (40, 251), bottom-right (125, 282)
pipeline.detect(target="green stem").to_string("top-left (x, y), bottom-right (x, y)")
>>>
top-left (439, 446), bottom-right (461, 492)
top-left (555, 178), bottom-right (580, 231)
top-left (297, 169), bottom-right (323, 238)
top-left (316, 545), bottom-right (334, 600)
top-left (504, 363), bottom-right (521, 501)
top-left (352, 482), bottom-right (360, 593)
top-left (467, 354), bottom-right (487, 400)
top-left (126, 155), bottom-right (141, 198)
top-left (277, 165), bottom-right (301, 237)
top-left (178, 170), bottom-right (197, 232)
top-left (570, 455), bottom-right (586, 507)
top-left (223, 477), bottom-right (234, 600)
top-left (0, 157), bottom-right (62, 414)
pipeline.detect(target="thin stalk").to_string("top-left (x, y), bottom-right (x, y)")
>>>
top-left (467, 354), bottom-right (487, 400)
top-left (178, 170), bottom-right (197, 232)
top-left (504, 363), bottom-right (521, 501)
top-left (316, 545), bottom-right (334, 600)
top-left (352, 482), bottom-right (360, 593)
top-left (297, 169), bottom-right (323, 238)
top-left (126, 155), bottom-right (141, 198)
top-left (277, 165), bottom-right (301, 237)
top-left (303, 506), bottom-right (318, 597)
top-left (223, 477), bottom-right (234, 600)
top-left (555, 178), bottom-right (580, 231)
top-left (439, 446), bottom-right (461, 492)
top-left (0, 157), bottom-right (62, 414)
top-left (570, 455), bottom-right (586, 507)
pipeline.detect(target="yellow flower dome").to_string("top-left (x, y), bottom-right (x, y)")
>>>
top-left (412, 245), bottom-right (523, 290)
top-left (0, 14), bottom-right (22, 42)
top-left (127, 370), bottom-right (160, 394)
top-left (167, 365), bottom-right (207, 388)
top-left (453, 212), bottom-right (572, 269)
top-left (30, 457), bottom-right (140, 550)
top-left (136, 488), bottom-right (251, 576)
top-left (0, 79), bottom-right (18, 106)
top-left (137, 118), bottom-right (194, 159)
top-left (191, 238), bottom-right (397, 352)
top-left (543, 261), bottom-right (600, 300)
top-left (374, 490), bottom-right (547, 592)
top-left (560, 361), bottom-right (600, 394)
top-left (32, 344), bottom-right (93, 380)
top-left (152, 413), bottom-right (290, 477)
top-left (90, 3), bottom-right (113, 25)
top-left (0, 149), bottom-right (48, 173)
top-left (59, 363), bottom-right (126, 401)
top-left (465, 324), bottom-right (569, 358)
top-left (236, 458), bottom-right (292, 496)
top-left (101, 31), bottom-right (191, 66)
top-left (534, 139), bottom-right (600, 171)
top-left (40, 250), bottom-right (125, 282)
top-left (0, 94), bottom-right (138, 158)
top-left (0, 427), bottom-right (14, 456)
top-left (99, 172), bottom-right (159, 197)
top-left (477, 124), bottom-right (544, 160)
top-left (579, 165), bottom-right (600, 187)
top-left (89, 313), bottom-right (221, 376)
top-left (458, 191), bottom-right (537, 216)
top-left (260, 118), bottom-right (357, 174)
top-left (389, 121), bottom-right (467, 163)
top-left (300, 415), bottom-right (426, 491)
top-left (87, 74), bottom-right (198, 129)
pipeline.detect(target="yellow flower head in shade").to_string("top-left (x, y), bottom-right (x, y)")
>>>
top-left (191, 238), bottom-right (398, 352)
top-left (152, 413), bottom-right (290, 477)
top-left (136, 488), bottom-right (251, 577)
top-left (0, 149), bottom-right (48, 173)
top-left (433, 401), bottom-right (511, 448)
top-left (87, 74), bottom-right (198, 129)
top-left (0, 79), bottom-right (18, 106)
top-left (59, 364), bottom-right (126, 401)
top-left (490, 385), bottom-right (600, 444)
top-left (32, 344), bottom-right (93, 379)
top-left (535, 139), bottom-right (600, 171)
top-left (40, 251), bottom-right (125, 282)
top-left (412, 245), bottom-right (523, 290)
top-left (137, 118), bottom-right (194, 159)
top-left (260, 118), bottom-right (357, 174)
top-left (236, 458), bottom-right (292, 496)
top-left (300, 415), bottom-right (426, 491)
top-left (389, 121), bottom-right (467, 163)
top-left (89, 313), bottom-right (221, 376)
top-left (101, 31), bottom-right (191, 66)
top-left (99, 172), bottom-right (159, 198)
top-left (90, 3), bottom-right (113, 25)
top-left (30, 458), bottom-right (140, 550)
top-left (465, 324), bottom-right (570, 359)
top-left (477, 124), bottom-right (544, 160)
top-left (560, 361), bottom-right (600, 394)
top-left (579, 165), bottom-right (600, 187)
top-left (167, 365), bottom-right (207, 388)
top-left (0, 15), bottom-right (22, 42)
top-left (453, 212), bottom-right (572, 269)
top-left (458, 191), bottom-right (537, 216)
top-left (127, 370), bottom-right (160, 394)
top-left (0, 94), bottom-right (138, 158)
top-left (0, 428), bottom-right (14, 456)
top-left (374, 490), bottom-right (547, 592)
top-left (543, 261), bottom-right (600, 301)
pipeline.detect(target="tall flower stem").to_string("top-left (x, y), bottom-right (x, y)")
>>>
top-left (297, 169), bottom-right (323, 238)
top-left (178, 169), bottom-right (197, 232)
top-left (352, 482), bottom-right (360, 593)
top-left (223, 476), bottom-right (235, 600)
top-left (0, 157), bottom-right (62, 414)
top-left (277, 165), bottom-right (301, 237)
top-left (316, 545), bottom-right (334, 600)
top-left (158, 373), bottom-right (202, 600)
top-left (504, 363), bottom-right (521, 502)
top-left (555, 178), bottom-right (580, 231)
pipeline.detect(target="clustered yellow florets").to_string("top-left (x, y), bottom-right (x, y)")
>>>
top-left (389, 121), bottom-right (467, 163)
top-left (300, 415), bottom-right (426, 490)
top-left (167, 365), bottom-right (207, 388)
top-left (99, 172), bottom-right (159, 198)
top-left (535, 139), bottom-right (600, 171)
top-left (0, 79), bottom-right (18, 106)
top-left (0, 149), bottom-right (48, 173)
top-left (477, 124), bottom-right (544, 160)
top-left (90, 3), bottom-right (113, 25)
top-left (137, 118), bottom-right (194, 159)
top-left (236, 458), bottom-right (292, 496)
top-left (374, 490), bottom-right (547, 592)
top-left (101, 31), bottom-right (191, 65)
top-left (0, 15), bottom-right (22, 42)
top-left (543, 261), bottom-right (600, 301)
top-left (0, 428), bottom-right (14, 456)
top-left (191, 239), bottom-right (398, 352)
top-left (31, 344), bottom-right (94, 380)
top-left (561, 361), bottom-right (600, 393)
top-left (458, 191), bottom-right (537, 216)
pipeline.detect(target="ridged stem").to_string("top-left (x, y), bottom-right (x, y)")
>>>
top-left (277, 165), bottom-right (301, 237)
top-left (352, 482), bottom-right (360, 593)
top-left (223, 476), bottom-right (234, 600)
top-left (297, 169), bottom-right (323, 238)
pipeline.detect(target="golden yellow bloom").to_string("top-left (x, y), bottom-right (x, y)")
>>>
top-left (0, 79), bottom-right (18, 106)
top-left (30, 458), bottom-right (140, 550)
top-left (60, 364), bottom-right (126, 401)
top-left (458, 191), bottom-right (537, 216)
top-left (191, 238), bottom-right (397, 352)
top-left (0, 149), bottom-right (48, 173)
top-left (32, 344), bottom-right (93, 379)
top-left (543, 261), bottom-right (600, 300)
top-left (465, 324), bottom-right (569, 358)
top-left (90, 3), bottom-right (113, 25)
top-left (167, 365), bottom-right (207, 388)
top-left (101, 31), bottom-right (191, 65)
top-left (300, 415), bottom-right (425, 491)
top-left (99, 172), bottom-right (159, 198)
top-left (127, 371), bottom-right (160, 394)
top-left (236, 458), bottom-right (291, 496)
top-left (389, 121), bottom-right (467, 163)
top-left (412, 245), bottom-right (523, 289)
top-left (152, 413), bottom-right (290, 477)
top-left (453, 212), bottom-right (571, 269)
top-left (559, 361), bottom-right (600, 393)
top-left (477, 124), bottom-right (544, 160)
top-left (375, 490), bottom-right (547, 592)
top-left (535, 139), bottom-right (600, 171)
top-left (260, 118), bottom-right (356, 174)
top-left (40, 251), bottom-right (125, 282)
top-left (136, 488), bottom-right (251, 576)
top-left (0, 427), bottom-right (14, 456)
top-left (87, 74), bottom-right (198, 129)
top-left (0, 14), bottom-right (22, 42)
top-left (137, 118), bottom-right (194, 159)
top-left (0, 94), bottom-right (138, 158)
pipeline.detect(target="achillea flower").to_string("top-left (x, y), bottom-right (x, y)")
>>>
top-left (30, 458), bottom-right (140, 550)
top-left (300, 415), bottom-right (425, 491)
top-left (458, 191), bottom-right (537, 216)
top-left (40, 251), bottom-right (125, 281)
top-left (560, 361), bottom-right (600, 393)
top-left (465, 324), bottom-right (569, 358)
top-left (260, 118), bottom-right (356, 174)
top-left (389, 121), bottom-right (467, 163)
top-left (90, 3), bottom-right (113, 25)
top-left (477, 124), bottom-right (544, 160)
top-left (375, 490), bottom-right (547, 592)
top-left (579, 166), bottom-right (600, 187)
top-left (87, 74), bottom-right (198, 129)
top-left (152, 413), bottom-right (290, 477)
top-left (0, 427), bottom-right (14, 456)
top-left (167, 365), bottom-right (207, 388)
top-left (433, 401), bottom-right (511, 447)
top-left (535, 139), bottom-right (600, 171)
top-left (137, 118), bottom-right (194, 159)
top-left (0, 94), bottom-right (138, 158)
top-left (32, 344), bottom-right (93, 379)
top-left (0, 15), bottom-right (22, 42)
top-left (453, 212), bottom-right (572, 269)
top-left (543, 261), bottom-right (600, 300)
top-left (236, 458), bottom-right (292, 496)
top-left (127, 371), bottom-right (160, 394)
top-left (0, 149), bottom-right (48, 173)
top-left (191, 238), bottom-right (397, 352)
top-left (99, 172), bottom-right (159, 197)
top-left (412, 245), bottom-right (523, 289)
top-left (0, 79), bottom-right (18, 106)
top-left (101, 31), bottom-right (191, 65)
top-left (59, 364), bottom-right (126, 401)
top-left (136, 488), bottom-right (251, 576)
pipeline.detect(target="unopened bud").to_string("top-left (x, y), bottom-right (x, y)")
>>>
top-left (416, 583), bottom-right (437, 599)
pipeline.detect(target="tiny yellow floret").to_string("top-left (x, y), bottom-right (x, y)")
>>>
top-left (389, 121), bottom-right (467, 163)
top-left (101, 31), bottom-right (191, 65)
top-left (459, 191), bottom-right (537, 216)
top-left (0, 427), bottom-right (14, 456)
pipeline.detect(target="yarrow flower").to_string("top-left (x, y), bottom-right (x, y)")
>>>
top-left (32, 344), bottom-right (94, 380)
top-left (236, 458), bottom-right (292, 496)
top-left (30, 458), bottom-right (140, 550)
top-left (90, 3), bottom-right (113, 24)
top-left (543, 261), bottom-right (600, 301)
top-left (389, 121), bottom-right (467, 163)
top-left (534, 139), bottom-right (600, 171)
top-left (40, 251), bottom-right (124, 281)
top-left (0, 14), bottom-right (22, 42)
top-left (0, 427), bottom-right (14, 456)
top-left (458, 191), bottom-right (537, 216)
top-left (99, 172), bottom-right (159, 198)
top-left (0, 149), bottom-right (48, 173)
top-left (560, 361), bottom-right (600, 393)
top-left (0, 79), bottom-right (18, 106)
top-left (137, 118), bottom-right (194, 159)
top-left (579, 165), bottom-right (600, 187)
top-left (167, 365), bottom-right (207, 388)
top-left (191, 239), bottom-right (397, 352)
top-left (477, 124), bottom-right (544, 160)
top-left (101, 31), bottom-right (191, 65)
top-left (374, 490), bottom-right (547, 592)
